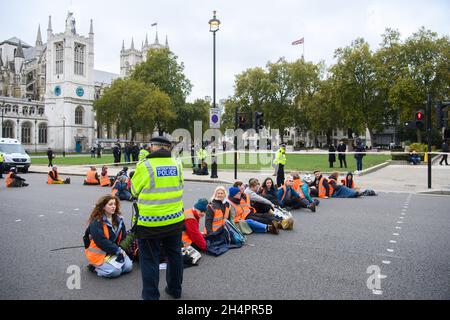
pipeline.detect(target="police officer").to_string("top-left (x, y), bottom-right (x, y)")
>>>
top-left (0, 152), bottom-right (4, 179)
top-left (138, 144), bottom-right (150, 162)
top-left (274, 143), bottom-right (287, 187)
top-left (131, 136), bottom-right (184, 300)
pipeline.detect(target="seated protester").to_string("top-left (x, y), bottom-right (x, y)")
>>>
top-left (84, 166), bottom-right (100, 185)
top-left (111, 176), bottom-right (133, 201)
top-left (47, 166), bottom-right (70, 184)
top-left (234, 181), bottom-right (282, 227)
top-left (257, 177), bottom-right (279, 206)
top-left (6, 167), bottom-right (29, 187)
top-left (100, 166), bottom-right (112, 187)
top-left (328, 172), bottom-right (360, 198)
top-left (408, 151), bottom-right (421, 165)
top-left (301, 174), bottom-right (320, 206)
top-left (205, 186), bottom-right (230, 236)
top-left (245, 178), bottom-right (276, 214)
top-left (116, 166), bottom-right (129, 179)
top-left (313, 170), bottom-right (332, 199)
top-left (84, 195), bottom-right (133, 278)
top-left (193, 161), bottom-right (209, 175)
top-left (182, 199), bottom-right (208, 251)
top-left (228, 187), bottom-right (278, 235)
top-left (341, 172), bottom-right (355, 189)
top-left (277, 176), bottom-right (316, 212)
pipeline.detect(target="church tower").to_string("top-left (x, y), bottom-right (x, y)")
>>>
top-left (44, 12), bottom-right (95, 153)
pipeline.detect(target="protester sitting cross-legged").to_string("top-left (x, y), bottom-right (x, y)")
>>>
top-left (205, 186), bottom-right (230, 236)
top-left (257, 177), bottom-right (279, 206)
top-left (301, 174), bottom-right (320, 207)
top-left (84, 195), bottom-right (133, 278)
top-left (312, 170), bottom-right (332, 199)
top-left (111, 176), bottom-right (133, 201)
top-left (244, 178), bottom-right (277, 215)
top-left (84, 166), bottom-right (100, 185)
top-left (228, 187), bottom-right (278, 235)
top-left (47, 166), bottom-right (70, 184)
top-left (277, 176), bottom-right (316, 212)
top-left (182, 198), bottom-right (208, 251)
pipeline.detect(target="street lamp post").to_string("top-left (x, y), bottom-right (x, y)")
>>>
top-left (62, 116), bottom-right (66, 157)
top-left (209, 10), bottom-right (220, 179)
top-left (1, 101), bottom-right (4, 138)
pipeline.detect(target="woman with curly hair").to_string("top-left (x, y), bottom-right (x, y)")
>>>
top-left (84, 195), bottom-right (133, 278)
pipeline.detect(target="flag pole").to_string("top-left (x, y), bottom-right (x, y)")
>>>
top-left (302, 40), bottom-right (305, 61)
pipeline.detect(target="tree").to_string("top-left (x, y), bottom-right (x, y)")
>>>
top-left (174, 99), bottom-right (210, 136)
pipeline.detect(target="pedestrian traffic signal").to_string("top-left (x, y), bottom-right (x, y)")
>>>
top-left (415, 110), bottom-right (425, 130)
top-left (254, 111), bottom-right (264, 132)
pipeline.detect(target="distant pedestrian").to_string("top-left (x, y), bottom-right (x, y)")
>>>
top-left (353, 139), bottom-right (365, 173)
top-left (328, 144), bottom-right (336, 168)
top-left (90, 145), bottom-right (96, 158)
top-left (131, 143), bottom-right (139, 162)
top-left (337, 140), bottom-right (347, 168)
top-left (97, 143), bottom-right (102, 158)
top-left (222, 140), bottom-right (226, 152)
top-left (124, 143), bottom-right (132, 163)
top-left (439, 140), bottom-right (449, 166)
top-left (47, 147), bottom-right (54, 167)
top-left (113, 144), bottom-right (121, 164)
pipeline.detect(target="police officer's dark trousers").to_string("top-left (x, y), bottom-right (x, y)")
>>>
top-left (276, 164), bottom-right (285, 187)
top-left (138, 233), bottom-right (183, 300)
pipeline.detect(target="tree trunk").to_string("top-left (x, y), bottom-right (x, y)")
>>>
top-left (367, 127), bottom-right (374, 148)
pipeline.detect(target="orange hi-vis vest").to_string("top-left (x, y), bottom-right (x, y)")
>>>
top-left (328, 179), bottom-right (336, 196)
top-left (85, 170), bottom-right (99, 184)
top-left (85, 223), bottom-right (123, 267)
top-left (210, 204), bottom-right (229, 233)
top-left (111, 181), bottom-right (118, 196)
top-left (279, 184), bottom-right (305, 202)
top-left (100, 172), bottom-right (110, 187)
top-left (182, 208), bottom-right (196, 248)
top-left (6, 172), bottom-right (13, 187)
top-left (341, 177), bottom-right (355, 189)
top-left (318, 176), bottom-right (330, 198)
top-left (47, 170), bottom-right (59, 184)
top-left (229, 198), bottom-right (253, 223)
top-left (293, 179), bottom-right (304, 193)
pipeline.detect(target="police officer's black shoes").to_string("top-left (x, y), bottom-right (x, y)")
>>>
top-left (165, 286), bottom-right (181, 299)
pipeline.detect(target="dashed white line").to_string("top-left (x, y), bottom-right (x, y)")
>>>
top-left (15, 219), bottom-right (21, 222)
top-left (74, 208), bottom-right (79, 211)
top-left (39, 215), bottom-right (44, 218)
top-left (372, 289), bottom-right (383, 295)
top-left (393, 233), bottom-right (399, 236)
top-left (387, 249), bottom-right (394, 253)
top-left (397, 221), bottom-right (403, 224)
top-left (395, 226), bottom-right (402, 230)
top-left (390, 240), bottom-right (397, 243)
top-left (382, 260), bottom-right (391, 265)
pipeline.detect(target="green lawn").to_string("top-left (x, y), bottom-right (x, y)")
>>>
top-left (31, 152), bottom-right (390, 173)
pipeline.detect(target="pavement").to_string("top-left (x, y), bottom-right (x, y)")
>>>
top-left (28, 161), bottom-right (450, 194)
top-left (0, 174), bottom-right (449, 300)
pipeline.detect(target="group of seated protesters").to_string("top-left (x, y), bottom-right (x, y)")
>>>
top-left (81, 166), bottom-right (134, 201)
top-left (84, 170), bottom-right (376, 279)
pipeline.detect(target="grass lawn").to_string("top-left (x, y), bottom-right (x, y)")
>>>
top-left (31, 152), bottom-right (390, 173)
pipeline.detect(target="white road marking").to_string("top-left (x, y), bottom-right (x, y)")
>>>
top-left (58, 211), bottom-right (64, 214)
top-left (400, 217), bottom-right (404, 219)
top-left (387, 249), bottom-right (394, 252)
top-left (74, 208), bottom-right (79, 211)
top-left (15, 219), bottom-right (21, 222)
top-left (397, 221), bottom-right (403, 224)
top-left (393, 233), bottom-right (399, 236)
top-left (39, 215), bottom-right (44, 217)
top-left (395, 227), bottom-right (402, 230)
top-left (390, 240), bottom-right (397, 243)
top-left (382, 260), bottom-right (391, 265)
top-left (372, 290), bottom-right (383, 295)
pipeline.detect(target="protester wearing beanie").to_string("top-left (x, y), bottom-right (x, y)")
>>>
top-left (182, 198), bottom-right (208, 251)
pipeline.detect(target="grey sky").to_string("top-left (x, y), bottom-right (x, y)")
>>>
top-left (1, 0), bottom-right (448, 102)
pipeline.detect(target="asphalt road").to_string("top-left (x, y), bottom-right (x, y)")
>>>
top-left (0, 173), bottom-right (449, 300)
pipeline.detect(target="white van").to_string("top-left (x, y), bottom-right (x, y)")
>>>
top-left (0, 138), bottom-right (31, 173)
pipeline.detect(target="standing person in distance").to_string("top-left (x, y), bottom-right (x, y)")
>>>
top-left (337, 140), bottom-right (347, 168)
top-left (131, 136), bottom-right (185, 300)
top-left (47, 147), bottom-right (54, 167)
top-left (328, 144), bottom-right (336, 168)
top-left (274, 143), bottom-right (287, 187)
top-left (439, 140), bottom-right (449, 166)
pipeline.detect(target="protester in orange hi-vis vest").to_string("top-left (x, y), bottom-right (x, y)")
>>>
top-left (313, 170), bottom-right (332, 199)
top-left (47, 166), bottom-right (70, 184)
top-left (182, 198), bottom-right (208, 251)
top-left (6, 167), bottom-right (29, 187)
top-left (205, 186), bottom-right (229, 235)
top-left (84, 194), bottom-right (132, 278)
top-left (100, 166), bottom-right (112, 187)
top-left (83, 166), bottom-right (100, 185)
top-left (277, 176), bottom-right (316, 212)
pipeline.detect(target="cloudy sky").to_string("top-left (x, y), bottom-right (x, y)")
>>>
top-left (1, 0), bottom-right (448, 102)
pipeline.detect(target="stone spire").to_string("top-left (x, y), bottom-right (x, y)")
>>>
top-left (121, 40), bottom-right (125, 52)
top-left (89, 19), bottom-right (94, 35)
top-left (145, 34), bottom-right (149, 47)
top-left (47, 15), bottom-right (52, 32)
top-left (130, 37), bottom-right (135, 50)
top-left (15, 41), bottom-right (24, 58)
top-left (154, 30), bottom-right (159, 45)
top-left (165, 35), bottom-right (169, 48)
top-left (36, 25), bottom-right (43, 47)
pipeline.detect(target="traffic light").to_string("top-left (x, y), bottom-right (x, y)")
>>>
top-left (415, 110), bottom-right (425, 130)
top-left (436, 101), bottom-right (450, 129)
top-left (254, 111), bottom-right (264, 132)
top-left (238, 114), bottom-right (247, 130)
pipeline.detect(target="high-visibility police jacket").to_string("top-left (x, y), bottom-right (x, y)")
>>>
top-left (196, 149), bottom-right (207, 160)
top-left (138, 149), bottom-right (150, 162)
top-left (0, 153), bottom-right (4, 162)
top-left (131, 155), bottom-right (184, 228)
top-left (273, 148), bottom-right (286, 165)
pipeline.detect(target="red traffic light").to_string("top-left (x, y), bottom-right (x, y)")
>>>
top-left (416, 111), bottom-right (424, 121)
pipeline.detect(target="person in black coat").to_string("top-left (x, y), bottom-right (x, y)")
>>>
top-left (112, 143), bottom-right (122, 164)
top-left (439, 140), bottom-right (449, 165)
top-left (47, 148), bottom-right (54, 167)
top-left (131, 143), bottom-right (139, 162)
top-left (328, 144), bottom-right (336, 168)
top-left (353, 139), bottom-right (366, 172)
top-left (337, 140), bottom-right (347, 168)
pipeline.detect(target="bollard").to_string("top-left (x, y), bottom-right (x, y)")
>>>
top-left (424, 152), bottom-right (428, 163)
top-left (211, 148), bottom-right (218, 179)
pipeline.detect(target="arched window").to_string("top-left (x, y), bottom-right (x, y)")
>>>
top-left (5, 104), bottom-right (11, 113)
top-left (2, 120), bottom-right (14, 138)
top-left (12, 105), bottom-right (19, 113)
top-left (75, 106), bottom-right (84, 125)
top-left (21, 122), bottom-right (32, 144)
top-left (38, 123), bottom-right (47, 144)
top-left (22, 106), bottom-right (28, 115)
